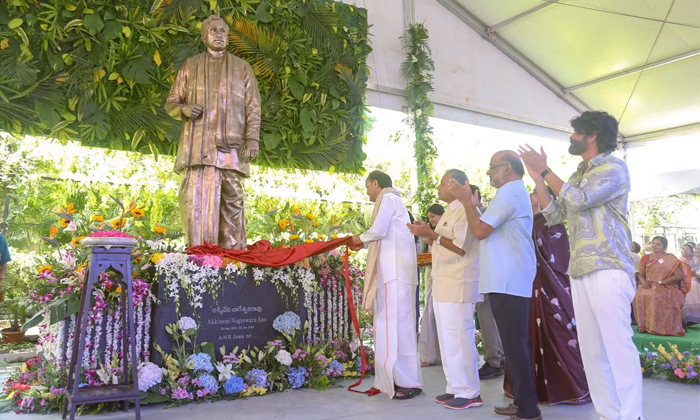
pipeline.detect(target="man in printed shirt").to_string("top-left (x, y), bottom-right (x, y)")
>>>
top-left (408, 169), bottom-right (482, 411)
top-left (519, 111), bottom-right (642, 420)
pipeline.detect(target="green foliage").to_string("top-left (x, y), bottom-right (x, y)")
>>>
top-left (400, 23), bottom-right (437, 215)
top-left (0, 0), bottom-right (371, 173)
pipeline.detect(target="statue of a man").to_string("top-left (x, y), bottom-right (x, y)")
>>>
top-left (166, 15), bottom-right (261, 249)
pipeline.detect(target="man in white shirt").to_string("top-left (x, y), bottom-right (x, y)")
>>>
top-left (408, 169), bottom-right (482, 411)
top-left (450, 151), bottom-right (540, 420)
top-left (352, 170), bottom-right (423, 399)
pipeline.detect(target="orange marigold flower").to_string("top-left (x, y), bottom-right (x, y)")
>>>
top-left (312, 221), bottom-right (319, 227)
top-left (38, 265), bottom-right (53, 274)
top-left (91, 215), bottom-right (105, 222)
top-left (305, 239), bottom-right (314, 244)
top-left (289, 234), bottom-right (300, 240)
top-left (305, 213), bottom-right (314, 221)
top-left (59, 218), bottom-right (71, 228)
top-left (70, 236), bottom-right (85, 247)
top-left (318, 235), bottom-right (326, 241)
top-left (130, 208), bottom-right (145, 218)
top-left (153, 225), bottom-right (167, 234)
top-left (110, 218), bottom-right (127, 229)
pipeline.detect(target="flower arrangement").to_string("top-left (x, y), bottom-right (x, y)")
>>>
top-left (136, 312), bottom-right (371, 408)
top-left (640, 344), bottom-right (700, 384)
top-left (0, 356), bottom-right (67, 414)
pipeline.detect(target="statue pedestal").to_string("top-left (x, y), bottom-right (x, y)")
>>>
top-left (150, 267), bottom-right (306, 364)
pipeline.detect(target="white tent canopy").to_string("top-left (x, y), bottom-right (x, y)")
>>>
top-left (344, 0), bottom-right (700, 196)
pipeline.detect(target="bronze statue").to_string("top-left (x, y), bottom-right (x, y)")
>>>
top-left (166, 15), bottom-right (261, 249)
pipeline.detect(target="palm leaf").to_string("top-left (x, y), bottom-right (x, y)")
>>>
top-left (303, 0), bottom-right (341, 53)
top-left (228, 19), bottom-right (279, 80)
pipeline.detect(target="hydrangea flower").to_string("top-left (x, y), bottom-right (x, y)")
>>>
top-left (223, 375), bottom-right (245, 394)
top-left (245, 369), bottom-right (269, 388)
top-left (137, 362), bottom-right (163, 392)
top-left (323, 360), bottom-right (344, 378)
top-left (287, 367), bottom-right (307, 389)
top-left (273, 311), bottom-right (301, 335)
top-left (185, 353), bottom-right (214, 374)
top-left (197, 374), bottom-right (219, 394)
top-left (179, 317), bottom-right (197, 333)
top-left (275, 350), bottom-right (293, 367)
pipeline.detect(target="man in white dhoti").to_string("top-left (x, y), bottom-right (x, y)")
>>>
top-left (352, 170), bottom-right (423, 399)
top-left (408, 169), bottom-right (482, 411)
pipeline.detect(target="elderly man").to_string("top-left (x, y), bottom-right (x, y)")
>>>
top-left (352, 170), bottom-right (423, 400)
top-left (166, 15), bottom-right (261, 249)
top-left (449, 151), bottom-right (540, 420)
top-left (519, 111), bottom-right (642, 420)
top-left (408, 169), bottom-right (482, 411)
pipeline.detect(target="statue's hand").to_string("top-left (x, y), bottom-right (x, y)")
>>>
top-left (182, 104), bottom-right (203, 119)
top-left (244, 140), bottom-right (259, 161)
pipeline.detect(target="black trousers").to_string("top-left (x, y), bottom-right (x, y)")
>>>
top-left (490, 293), bottom-right (540, 419)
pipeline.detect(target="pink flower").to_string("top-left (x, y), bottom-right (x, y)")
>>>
top-left (674, 368), bottom-right (686, 379)
top-left (568, 339), bottom-right (578, 349)
top-left (87, 230), bottom-right (134, 238)
top-left (202, 255), bottom-right (223, 268)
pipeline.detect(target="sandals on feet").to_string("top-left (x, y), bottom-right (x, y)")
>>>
top-left (393, 387), bottom-right (422, 400)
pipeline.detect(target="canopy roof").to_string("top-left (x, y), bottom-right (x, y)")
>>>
top-left (349, 0), bottom-right (699, 141)
top-left (346, 0), bottom-right (700, 198)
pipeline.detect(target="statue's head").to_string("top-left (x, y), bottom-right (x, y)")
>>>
top-left (201, 15), bottom-right (229, 52)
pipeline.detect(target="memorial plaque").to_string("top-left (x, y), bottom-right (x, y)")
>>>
top-left (151, 268), bottom-right (306, 364)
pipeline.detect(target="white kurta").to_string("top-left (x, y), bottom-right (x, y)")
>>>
top-left (360, 193), bottom-right (422, 398)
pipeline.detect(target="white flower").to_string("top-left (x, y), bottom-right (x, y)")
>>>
top-left (411, 54), bottom-right (418, 62)
top-left (275, 350), bottom-right (292, 367)
top-left (178, 316), bottom-right (197, 333)
top-left (216, 362), bottom-right (234, 381)
top-left (137, 362), bottom-right (163, 392)
top-left (64, 220), bottom-right (77, 232)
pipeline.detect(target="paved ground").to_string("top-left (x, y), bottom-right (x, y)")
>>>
top-left (3, 364), bottom-right (699, 419)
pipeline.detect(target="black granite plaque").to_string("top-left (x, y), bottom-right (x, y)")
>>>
top-left (151, 267), bottom-right (306, 364)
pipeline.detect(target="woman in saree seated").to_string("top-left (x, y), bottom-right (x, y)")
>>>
top-left (633, 236), bottom-right (687, 336)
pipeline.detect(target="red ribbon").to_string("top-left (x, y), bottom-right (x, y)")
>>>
top-left (343, 245), bottom-right (380, 396)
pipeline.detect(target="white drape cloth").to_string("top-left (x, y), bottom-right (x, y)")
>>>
top-left (434, 298), bottom-right (480, 399)
top-left (373, 281), bottom-right (423, 398)
top-left (571, 269), bottom-right (643, 420)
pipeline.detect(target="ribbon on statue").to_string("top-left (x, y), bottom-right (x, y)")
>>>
top-left (187, 238), bottom-right (354, 267)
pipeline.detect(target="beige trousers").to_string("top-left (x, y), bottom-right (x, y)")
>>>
top-left (179, 165), bottom-right (246, 249)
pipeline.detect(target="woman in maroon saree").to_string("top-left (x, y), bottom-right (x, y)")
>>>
top-left (505, 191), bottom-right (590, 405)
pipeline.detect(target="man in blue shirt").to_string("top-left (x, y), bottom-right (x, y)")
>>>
top-left (450, 151), bottom-right (540, 420)
top-left (0, 234), bottom-right (10, 288)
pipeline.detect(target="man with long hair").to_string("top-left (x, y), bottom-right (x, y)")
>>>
top-left (519, 111), bottom-right (643, 420)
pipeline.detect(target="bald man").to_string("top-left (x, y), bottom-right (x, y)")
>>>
top-left (449, 151), bottom-right (540, 420)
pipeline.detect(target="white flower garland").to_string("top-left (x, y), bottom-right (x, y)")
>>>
top-left (331, 279), bottom-right (337, 339)
top-left (143, 299), bottom-right (152, 361)
top-left (135, 302), bottom-right (144, 364)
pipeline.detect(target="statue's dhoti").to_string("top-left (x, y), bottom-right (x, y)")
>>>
top-left (179, 165), bottom-right (246, 249)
